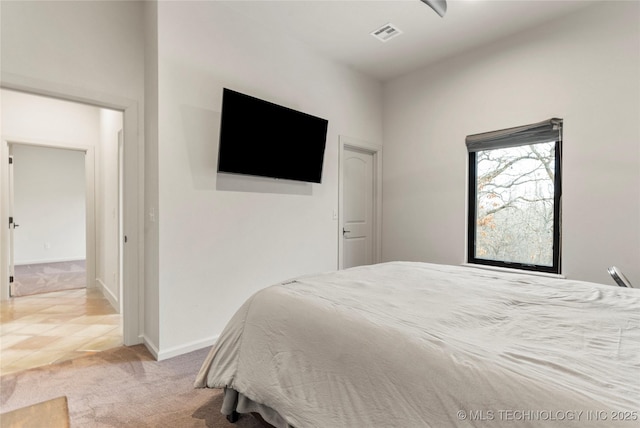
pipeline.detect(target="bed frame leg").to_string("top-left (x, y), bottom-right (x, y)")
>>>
top-left (226, 411), bottom-right (239, 423)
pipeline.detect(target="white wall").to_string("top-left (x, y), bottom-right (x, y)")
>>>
top-left (0, 0), bottom-right (144, 104)
top-left (2, 90), bottom-right (101, 146)
top-left (382, 1), bottom-right (640, 285)
top-left (154, 1), bottom-right (382, 357)
top-left (12, 144), bottom-right (86, 264)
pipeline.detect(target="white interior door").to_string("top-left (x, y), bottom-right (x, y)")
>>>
top-left (8, 143), bottom-right (91, 297)
top-left (8, 155), bottom-right (16, 296)
top-left (343, 147), bottom-right (374, 269)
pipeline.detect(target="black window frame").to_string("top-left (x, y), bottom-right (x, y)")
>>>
top-left (467, 124), bottom-right (562, 274)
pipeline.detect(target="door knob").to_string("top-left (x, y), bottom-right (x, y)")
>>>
top-left (342, 228), bottom-right (351, 235)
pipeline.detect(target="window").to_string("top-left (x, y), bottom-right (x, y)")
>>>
top-left (466, 119), bottom-right (562, 274)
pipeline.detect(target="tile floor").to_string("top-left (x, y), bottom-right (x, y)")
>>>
top-left (0, 287), bottom-right (122, 376)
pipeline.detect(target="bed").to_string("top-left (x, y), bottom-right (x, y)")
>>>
top-left (194, 262), bottom-right (640, 427)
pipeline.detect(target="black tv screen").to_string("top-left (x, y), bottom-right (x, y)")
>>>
top-left (217, 88), bottom-right (329, 183)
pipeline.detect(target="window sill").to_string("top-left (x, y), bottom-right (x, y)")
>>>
top-left (461, 263), bottom-right (566, 279)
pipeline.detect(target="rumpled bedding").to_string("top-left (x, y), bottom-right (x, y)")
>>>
top-left (195, 262), bottom-right (640, 427)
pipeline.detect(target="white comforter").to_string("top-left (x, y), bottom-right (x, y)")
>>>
top-left (195, 262), bottom-right (640, 427)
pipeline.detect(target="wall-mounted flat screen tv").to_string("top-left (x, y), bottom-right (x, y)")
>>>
top-left (217, 88), bottom-right (329, 183)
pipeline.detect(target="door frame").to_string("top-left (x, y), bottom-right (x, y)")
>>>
top-left (338, 135), bottom-right (382, 270)
top-left (0, 75), bottom-right (143, 346)
top-left (5, 141), bottom-right (95, 297)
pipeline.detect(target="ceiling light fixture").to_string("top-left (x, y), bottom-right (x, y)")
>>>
top-left (420, 0), bottom-right (447, 17)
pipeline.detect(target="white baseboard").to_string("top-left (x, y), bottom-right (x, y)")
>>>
top-left (95, 278), bottom-right (120, 313)
top-left (154, 336), bottom-right (219, 361)
top-left (143, 335), bottom-right (160, 360)
top-left (15, 257), bottom-right (86, 266)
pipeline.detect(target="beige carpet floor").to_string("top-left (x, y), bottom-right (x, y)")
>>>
top-left (0, 344), bottom-right (262, 427)
top-left (12, 261), bottom-right (87, 297)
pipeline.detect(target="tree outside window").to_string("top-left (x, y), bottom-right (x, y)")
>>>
top-left (467, 119), bottom-right (562, 274)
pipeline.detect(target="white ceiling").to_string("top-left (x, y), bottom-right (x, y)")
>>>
top-left (221, 0), bottom-right (597, 81)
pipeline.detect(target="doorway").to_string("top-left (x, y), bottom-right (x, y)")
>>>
top-left (9, 144), bottom-right (88, 297)
top-left (2, 89), bottom-right (121, 306)
top-left (0, 80), bottom-right (141, 347)
top-left (0, 88), bottom-right (135, 370)
top-left (338, 136), bottom-right (382, 270)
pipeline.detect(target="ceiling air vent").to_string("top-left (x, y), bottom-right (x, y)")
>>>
top-left (370, 23), bottom-right (403, 43)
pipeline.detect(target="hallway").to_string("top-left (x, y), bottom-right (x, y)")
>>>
top-left (0, 287), bottom-right (122, 376)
